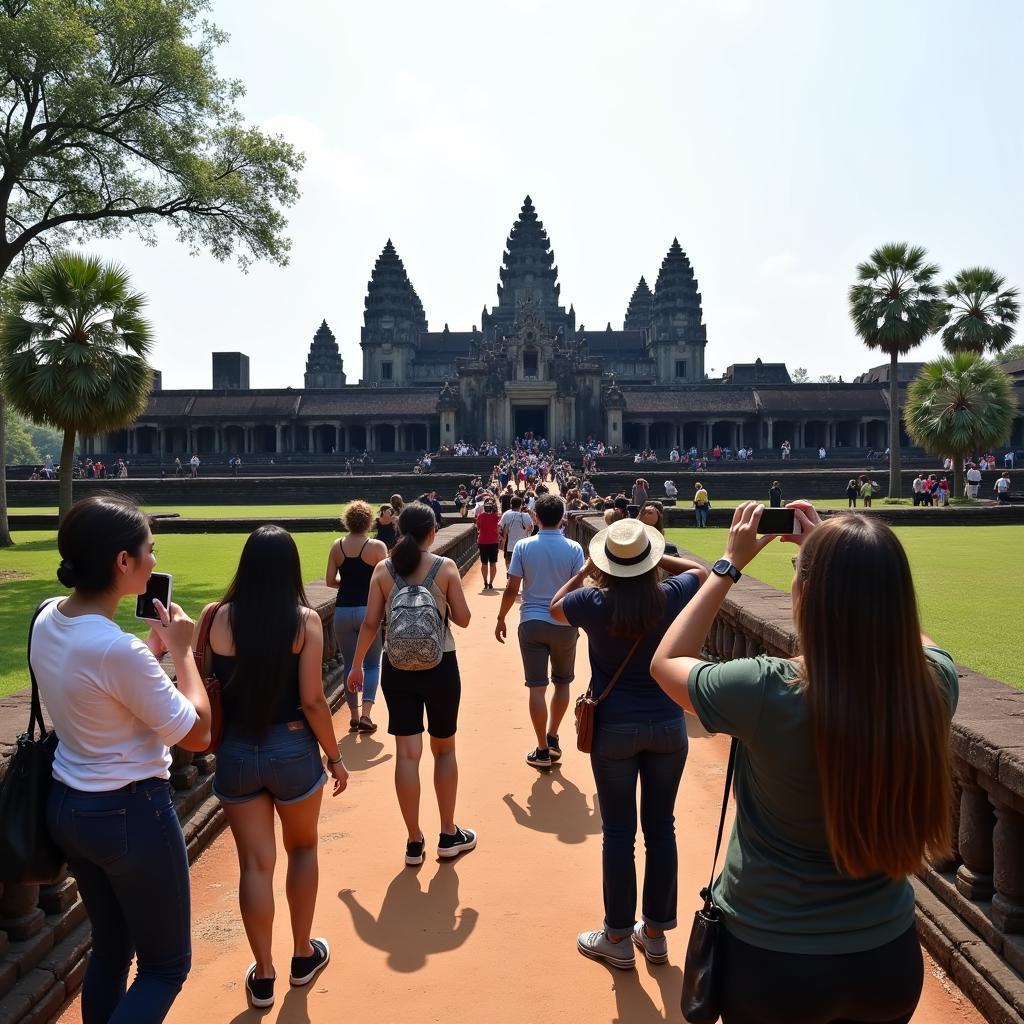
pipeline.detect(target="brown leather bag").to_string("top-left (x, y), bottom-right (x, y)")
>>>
top-left (574, 634), bottom-right (644, 753)
top-left (192, 603), bottom-right (224, 755)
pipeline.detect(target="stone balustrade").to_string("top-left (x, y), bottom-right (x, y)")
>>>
top-left (566, 513), bottom-right (1024, 1024)
top-left (0, 522), bottom-right (478, 1024)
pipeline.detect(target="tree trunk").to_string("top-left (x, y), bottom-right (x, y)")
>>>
top-left (888, 350), bottom-right (902, 498)
top-left (0, 394), bottom-right (12, 547)
top-left (58, 427), bottom-right (76, 522)
top-left (953, 455), bottom-right (965, 502)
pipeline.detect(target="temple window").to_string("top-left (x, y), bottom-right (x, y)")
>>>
top-left (381, 361), bottom-right (393, 380)
top-left (523, 349), bottom-right (539, 378)
top-left (675, 360), bottom-right (687, 379)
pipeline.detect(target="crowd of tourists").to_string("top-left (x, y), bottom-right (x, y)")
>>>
top-left (25, 480), bottom-right (964, 1023)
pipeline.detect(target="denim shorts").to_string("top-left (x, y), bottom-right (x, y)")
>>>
top-left (213, 721), bottom-right (327, 805)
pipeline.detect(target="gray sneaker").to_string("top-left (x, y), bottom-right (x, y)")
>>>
top-left (632, 921), bottom-right (668, 964)
top-left (577, 929), bottom-right (636, 970)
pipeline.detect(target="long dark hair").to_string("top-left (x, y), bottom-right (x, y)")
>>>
top-left (795, 515), bottom-right (952, 877)
top-left (391, 502), bottom-right (436, 577)
top-left (221, 526), bottom-right (309, 737)
top-left (590, 566), bottom-right (666, 638)
top-left (56, 494), bottom-right (150, 592)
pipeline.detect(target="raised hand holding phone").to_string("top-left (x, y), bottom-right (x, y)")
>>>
top-left (781, 501), bottom-right (823, 546)
top-left (149, 599), bottom-right (195, 662)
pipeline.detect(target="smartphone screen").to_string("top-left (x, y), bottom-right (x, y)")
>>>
top-left (136, 573), bottom-right (173, 619)
top-left (757, 508), bottom-right (800, 535)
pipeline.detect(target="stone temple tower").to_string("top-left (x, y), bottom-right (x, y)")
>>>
top-left (648, 239), bottom-right (707, 383)
top-left (623, 276), bottom-right (654, 332)
top-left (303, 320), bottom-right (345, 388)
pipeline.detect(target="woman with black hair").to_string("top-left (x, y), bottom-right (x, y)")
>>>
top-left (33, 495), bottom-right (212, 1023)
top-left (207, 526), bottom-right (348, 1009)
top-left (347, 502), bottom-right (475, 866)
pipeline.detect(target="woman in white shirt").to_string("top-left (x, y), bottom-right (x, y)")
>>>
top-left (33, 496), bottom-right (211, 1024)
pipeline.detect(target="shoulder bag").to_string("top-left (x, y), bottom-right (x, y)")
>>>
top-left (574, 633), bottom-right (643, 753)
top-left (681, 737), bottom-right (738, 1023)
top-left (0, 601), bottom-right (65, 883)
top-left (193, 603), bottom-right (224, 755)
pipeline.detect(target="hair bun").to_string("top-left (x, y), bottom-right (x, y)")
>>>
top-left (56, 559), bottom-right (77, 588)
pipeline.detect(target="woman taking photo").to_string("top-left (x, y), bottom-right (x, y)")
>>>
top-left (326, 502), bottom-right (388, 732)
top-left (209, 526), bottom-right (348, 1009)
top-left (34, 495), bottom-right (211, 1023)
top-left (347, 503), bottom-right (475, 866)
top-left (374, 503), bottom-right (398, 549)
top-left (549, 519), bottom-right (706, 969)
top-left (651, 503), bottom-right (958, 1024)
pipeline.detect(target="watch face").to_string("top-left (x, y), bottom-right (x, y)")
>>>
top-left (712, 559), bottom-right (732, 575)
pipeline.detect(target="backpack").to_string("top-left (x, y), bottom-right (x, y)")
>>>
top-left (384, 557), bottom-right (447, 671)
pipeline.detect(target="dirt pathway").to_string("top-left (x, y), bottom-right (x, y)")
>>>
top-left (59, 570), bottom-right (984, 1024)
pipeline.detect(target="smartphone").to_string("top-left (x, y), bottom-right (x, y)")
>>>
top-left (757, 508), bottom-right (802, 535)
top-left (136, 572), bottom-right (173, 619)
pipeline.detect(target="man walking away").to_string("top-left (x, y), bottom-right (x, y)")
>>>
top-left (495, 495), bottom-right (584, 770)
top-left (498, 495), bottom-right (535, 581)
top-left (995, 472), bottom-right (1012, 504)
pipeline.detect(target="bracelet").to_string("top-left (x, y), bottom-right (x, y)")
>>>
top-left (326, 754), bottom-right (343, 766)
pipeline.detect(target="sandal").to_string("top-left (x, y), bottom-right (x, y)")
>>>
top-left (357, 716), bottom-right (378, 734)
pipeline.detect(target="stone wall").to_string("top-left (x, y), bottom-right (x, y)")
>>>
top-left (566, 514), bottom-right (1024, 1024)
top-left (0, 523), bottom-right (478, 1024)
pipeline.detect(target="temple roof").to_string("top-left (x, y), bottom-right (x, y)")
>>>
top-left (364, 240), bottom-right (427, 329)
top-left (753, 387), bottom-right (889, 415)
top-left (623, 388), bottom-right (758, 415)
top-left (577, 328), bottom-right (647, 355)
top-left (305, 320), bottom-right (343, 376)
top-left (139, 389), bottom-right (440, 419)
top-left (624, 277), bottom-right (654, 330)
top-left (489, 196), bottom-right (562, 317)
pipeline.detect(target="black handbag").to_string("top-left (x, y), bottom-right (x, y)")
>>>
top-left (0, 601), bottom-right (65, 884)
top-left (680, 737), bottom-right (738, 1023)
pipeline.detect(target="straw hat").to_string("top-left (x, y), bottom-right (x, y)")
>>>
top-left (588, 519), bottom-right (666, 578)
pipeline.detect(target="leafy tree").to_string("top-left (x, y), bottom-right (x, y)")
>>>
top-left (1000, 342), bottom-right (1024, 363)
top-left (3, 403), bottom-right (38, 464)
top-left (0, 252), bottom-right (153, 518)
top-left (26, 417), bottom-right (61, 457)
top-left (849, 243), bottom-right (942, 498)
top-left (937, 268), bottom-right (1019, 356)
top-left (0, 0), bottom-right (303, 545)
top-left (818, 373), bottom-right (840, 383)
top-left (905, 352), bottom-right (1018, 500)
top-left (791, 367), bottom-right (809, 383)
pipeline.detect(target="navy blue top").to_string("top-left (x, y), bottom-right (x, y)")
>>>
top-left (561, 573), bottom-right (699, 724)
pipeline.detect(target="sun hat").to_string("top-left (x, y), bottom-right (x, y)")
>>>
top-left (588, 519), bottom-right (666, 579)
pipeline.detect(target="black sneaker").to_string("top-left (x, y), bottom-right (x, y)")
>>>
top-left (289, 937), bottom-right (330, 987)
top-left (438, 825), bottom-right (477, 859)
top-left (406, 834), bottom-right (425, 866)
top-left (527, 747), bottom-right (552, 770)
top-left (547, 734), bottom-right (562, 763)
top-left (246, 965), bottom-right (275, 1008)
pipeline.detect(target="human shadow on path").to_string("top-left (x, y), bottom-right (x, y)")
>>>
top-left (225, 981), bottom-right (316, 1024)
top-left (338, 864), bottom-right (478, 972)
top-left (503, 771), bottom-right (602, 843)
top-left (338, 731), bottom-right (392, 771)
top-left (604, 960), bottom-right (685, 1023)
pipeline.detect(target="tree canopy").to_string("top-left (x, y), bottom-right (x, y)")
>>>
top-left (937, 267), bottom-right (1019, 356)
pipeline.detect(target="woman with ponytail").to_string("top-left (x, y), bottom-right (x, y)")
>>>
top-left (347, 502), bottom-right (474, 866)
top-left (651, 503), bottom-right (958, 1024)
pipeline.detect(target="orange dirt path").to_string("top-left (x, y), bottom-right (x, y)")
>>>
top-left (59, 569), bottom-right (984, 1024)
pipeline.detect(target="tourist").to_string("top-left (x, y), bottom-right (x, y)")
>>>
top-left (174, 456), bottom-right (183, 477)
top-left (639, 500), bottom-right (679, 554)
top-left (912, 474), bottom-right (924, 506)
top-left (549, 519), bottom-right (707, 969)
top-left (327, 502), bottom-right (388, 732)
top-left (389, 493), bottom-right (405, 515)
top-left (189, 452), bottom-right (200, 478)
top-left (693, 481), bottom-right (710, 528)
top-left (428, 489), bottom-right (444, 527)
top-left (475, 494), bottom-right (501, 590)
top-left (346, 503), bottom-right (476, 865)
top-left (859, 475), bottom-right (874, 508)
top-left (498, 494), bottom-right (534, 580)
top-left (374, 504), bottom-right (398, 549)
top-left (818, 446), bottom-right (827, 459)
top-left (995, 472), bottom-right (1012, 504)
top-left (495, 494), bottom-right (584, 770)
top-left (965, 462), bottom-right (982, 499)
top-left (937, 477), bottom-right (950, 507)
top-left (1004, 451), bottom-right (1015, 469)
top-left (781, 441), bottom-right (791, 461)
top-left (454, 485), bottom-right (470, 519)
top-left (769, 480), bottom-right (783, 508)
top-left (33, 495), bottom-right (212, 1021)
top-left (651, 502), bottom-right (958, 1024)
top-left (632, 477), bottom-right (649, 507)
top-left (663, 479), bottom-right (678, 502)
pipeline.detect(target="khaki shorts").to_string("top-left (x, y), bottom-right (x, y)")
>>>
top-left (518, 619), bottom-right (579, 687)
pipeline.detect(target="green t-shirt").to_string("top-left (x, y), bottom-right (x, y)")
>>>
top-left (860, 482), bottom-right (873, 498)
top-left (687, 647), bottom-right (959, 954)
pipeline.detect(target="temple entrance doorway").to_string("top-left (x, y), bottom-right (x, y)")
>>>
top-left (514, 406), bottom-right (547, 440)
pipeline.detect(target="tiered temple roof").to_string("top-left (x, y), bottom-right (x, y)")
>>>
top-left (623, 276), bottom-right (654, 330)
top-left (652, 238), bottom-right (707, 344)
top-left (364, 240), bottom-right (426, 329)
top-left (303, 320), bottom-right (345, 388)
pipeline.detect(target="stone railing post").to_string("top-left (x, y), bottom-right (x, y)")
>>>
top-left (955, 771), bottom-right (995, 901)
top-left (990, 795), bottom-right (1024, 933)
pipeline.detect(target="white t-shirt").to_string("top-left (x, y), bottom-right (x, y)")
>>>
top-left (30, 601), bottom-right (198, 791)
top-left (499, 508), bottom-right (534, 551)
top-left (996, 477), bottom-right (1010, 493)
top-left (966, 468), bottom-right (982, 484)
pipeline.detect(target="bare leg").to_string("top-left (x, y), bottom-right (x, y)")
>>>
top-left (224, 796), bottom-right (277, 979)
top-left (548, 683), bottom-right (571, 737)
top-left (395, 734), bottom-right (424, 842)
top-left (361, 699), bottom-right (375, 719)
top-left (528, 688), bottom-right (549, 748)
top-left (275, 787), bottom-right (324, 959)
top-left (431, 735), bottom-right (458, 834)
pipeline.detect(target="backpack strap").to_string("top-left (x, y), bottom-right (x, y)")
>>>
top-left (384, 558), bottom-right (406, 590)
top-left (422, 556), bottom-right (445, 589)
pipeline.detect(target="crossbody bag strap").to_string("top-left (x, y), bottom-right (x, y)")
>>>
top-left (26, 599), bottom-right (60, 739)
top-left (194, 603), bottom-right (221, 678)
top-left (590, 632), bottom-right (644, 706)
top-left (703, 737), bottom-right (739, 905)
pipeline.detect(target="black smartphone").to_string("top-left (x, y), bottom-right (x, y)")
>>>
top-left (136, 572), bottom-right (173, 619)
top-left (757, 508), bottom-right (801, 535)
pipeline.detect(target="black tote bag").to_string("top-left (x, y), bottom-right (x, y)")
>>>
top-left (0, 601), bottom-right (65, 884)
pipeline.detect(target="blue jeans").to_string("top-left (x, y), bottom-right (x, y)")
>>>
top-left (695, 505), bottom-right (710, 528)
top-left (590, 718), bottom-right (688, 938)
top-left (47, 778), bottom-right (191, 1024)
top-left (334, 605), bottom-right (383, 712)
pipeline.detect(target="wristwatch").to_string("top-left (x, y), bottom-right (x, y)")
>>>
top-left (711, 558), bottom-right (742, 583)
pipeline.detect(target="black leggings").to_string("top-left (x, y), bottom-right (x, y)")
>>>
top-left (719, 924), bottom-right (923, 1024)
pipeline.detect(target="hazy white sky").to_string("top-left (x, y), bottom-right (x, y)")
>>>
top-left (91, 0), bottom-right (1024, 389)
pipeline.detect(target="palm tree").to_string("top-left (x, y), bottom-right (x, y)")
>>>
top-left (849, 243), bottom-right (942, 498)
top-left (0, 252), bottom-right (153, 520)
top-left (937, 267), bottom-right (1019, 356)
top-left (905, 352), bottom-right (1018, 500)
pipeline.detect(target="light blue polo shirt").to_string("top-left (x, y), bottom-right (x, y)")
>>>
top-left (509, 529), bottom-right (585, 625)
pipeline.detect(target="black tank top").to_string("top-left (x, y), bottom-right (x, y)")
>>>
top-left (335, 538), bottom-right (375, 607)
top-left (375, 522), bottom-right (397, 549)
top-left (213, 651), bottom-right (302, 730)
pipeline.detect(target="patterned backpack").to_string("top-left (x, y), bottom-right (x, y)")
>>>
top-left (385, 557), bottom-right (447, 671)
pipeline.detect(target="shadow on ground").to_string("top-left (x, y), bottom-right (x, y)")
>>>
top-left (503, 770), bottom-right (602, 843)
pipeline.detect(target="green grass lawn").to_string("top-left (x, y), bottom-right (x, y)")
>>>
top-left (7, 503), bottom-right (351, 519)
top-left (0, 530), bottom-right (339, 696)
top-left (666, 525), bottom-right (1024, 691)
